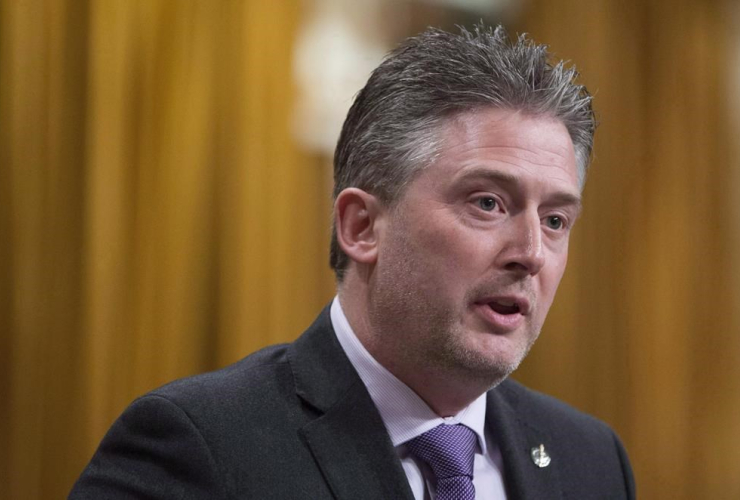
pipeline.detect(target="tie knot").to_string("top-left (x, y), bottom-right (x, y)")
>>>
top-left (406, 424), bottom-right (477, 480)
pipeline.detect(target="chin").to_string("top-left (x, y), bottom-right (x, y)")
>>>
top-left (458, 335), bottom-right (533, 383)
top-left (436, 344), bottom-right (524, 389)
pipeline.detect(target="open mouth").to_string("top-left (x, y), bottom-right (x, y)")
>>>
top-left (473, 297), bottom-right (528, 331)
top-left (488, 300), bottom-right (521, 315)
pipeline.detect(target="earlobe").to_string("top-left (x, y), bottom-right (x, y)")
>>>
top-left (335, 188), bottom-right (382, 266)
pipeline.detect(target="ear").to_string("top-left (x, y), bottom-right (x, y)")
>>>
top-left (334, 188), bottom-right (384, 267)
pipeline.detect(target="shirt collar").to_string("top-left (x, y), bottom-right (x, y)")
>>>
top-left (330, 296), bottom-right (488, 454)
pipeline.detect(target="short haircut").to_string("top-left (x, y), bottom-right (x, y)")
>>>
top-left (330, 24), bottom-right (595, 280)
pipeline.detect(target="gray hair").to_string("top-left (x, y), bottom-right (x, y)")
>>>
top-left (330, 24), bottom-right (595, 280)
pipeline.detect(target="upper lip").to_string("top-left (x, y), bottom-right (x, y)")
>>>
top-left (477, 295), bottom-right (531, 315)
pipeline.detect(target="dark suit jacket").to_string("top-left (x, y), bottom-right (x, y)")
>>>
top-left (70, 307), bottom-right (635, 499)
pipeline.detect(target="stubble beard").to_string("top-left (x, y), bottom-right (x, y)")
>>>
top-left (368, 230), bottom-right (541, 393)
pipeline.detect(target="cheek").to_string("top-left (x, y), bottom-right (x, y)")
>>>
top-left (539, 253), bottom-right (569, 302)
top-left (415, 223), bottom-right (491, 276)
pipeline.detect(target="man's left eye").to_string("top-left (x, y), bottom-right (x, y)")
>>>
top-left (545, 216), bottom-right (564, 230)
top-left (477, 197), bottom-right (498, 211)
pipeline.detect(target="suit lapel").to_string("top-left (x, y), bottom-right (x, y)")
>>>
top-left (289, 308), bottom-right (414, 500)
top-left (300, 379), bottom-right (415, 500)
top-left (487, 382), bottom-right (564, 500)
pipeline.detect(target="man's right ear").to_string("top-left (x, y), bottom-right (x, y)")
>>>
top-left (334, 188), bottom-right (383, 267)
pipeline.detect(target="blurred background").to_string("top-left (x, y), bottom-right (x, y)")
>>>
top-left (2, 0), bottom-right (739, 498)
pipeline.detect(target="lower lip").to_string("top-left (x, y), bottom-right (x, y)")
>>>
top-left (473, 303), bottom-right (525, 333)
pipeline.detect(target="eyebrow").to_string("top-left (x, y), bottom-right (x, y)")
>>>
top-left (456, 168), bottom-right (583, 212)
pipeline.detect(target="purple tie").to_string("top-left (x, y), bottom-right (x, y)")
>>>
top-left (406, 424), bottom-right (477, 500)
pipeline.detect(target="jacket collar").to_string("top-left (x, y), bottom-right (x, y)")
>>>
top-left (487, 380), bottom-right (564, 500)
top-left (288, 307), bottom-right (415, 500)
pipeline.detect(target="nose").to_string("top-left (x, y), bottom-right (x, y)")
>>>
top-left (498, 212), bottom-right (545, 276)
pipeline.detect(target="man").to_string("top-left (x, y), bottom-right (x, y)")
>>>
top-left (71, 25), bottom-right (635, 499)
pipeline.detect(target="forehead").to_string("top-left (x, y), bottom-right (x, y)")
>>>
top-left (413, 108), bottom-right (580, 195)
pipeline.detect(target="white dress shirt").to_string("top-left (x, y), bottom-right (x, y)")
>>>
top-left (330, 297), bottom-right (507, 499)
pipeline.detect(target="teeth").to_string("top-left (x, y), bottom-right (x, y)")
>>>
top-left (496, 299), bottom-right (516, 307)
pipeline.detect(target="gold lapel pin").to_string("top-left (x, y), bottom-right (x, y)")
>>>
top-left (531, 444), bottom-right (551, 468)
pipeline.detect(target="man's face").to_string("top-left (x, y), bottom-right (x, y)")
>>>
top-left (368, 108), bottom-right (581, 388)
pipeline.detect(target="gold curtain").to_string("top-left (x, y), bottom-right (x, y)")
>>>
top-left (0, 1), bottom-right (334, 498)
top-left (2, 1), bottom-right (740, 499)
top-left (514, 1), bottom-right (740, 498)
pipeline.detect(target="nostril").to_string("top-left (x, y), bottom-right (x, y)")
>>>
top-left (504, 261), bottom-right (530, 272)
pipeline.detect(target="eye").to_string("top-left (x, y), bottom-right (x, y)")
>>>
top-left (544, 216), bottom-right (564, 230)
top-left (477, 196), bottom-right (498, 212)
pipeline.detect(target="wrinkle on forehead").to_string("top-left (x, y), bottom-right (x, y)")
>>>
top-left (436, 108), bottom-right (578, 186)
top-left (463, 146), bottom-right (571, 169)
top-left (450, 109), bottom-right (573, 154)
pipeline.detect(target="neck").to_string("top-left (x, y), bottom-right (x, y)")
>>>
top-left (337, 281), bottom-right (492, 417)
top-left (388, 363), bottom-right (490, 416)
